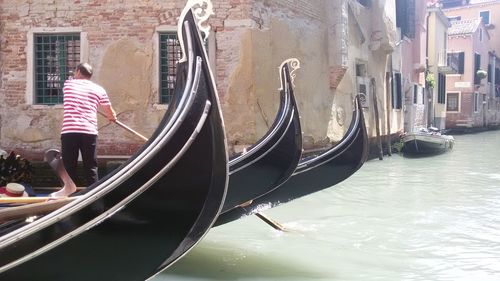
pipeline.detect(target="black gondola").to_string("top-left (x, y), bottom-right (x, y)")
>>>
top-left (222, 58), bottom-right (302, 213)
top-left (28, 59), bottom-right (302, 221)
top-left (215, 95), bottom-right (368, 226)
top-left (0, 1), bottom-right (228, 281)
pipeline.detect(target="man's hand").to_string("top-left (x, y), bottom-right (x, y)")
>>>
top-left (101, 104), bottom-right (117, 122)
top-left (108, 113), bottom-right (117, 122)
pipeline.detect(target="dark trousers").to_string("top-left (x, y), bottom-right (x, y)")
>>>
top-left (61, 133), bottom-right (98, 187)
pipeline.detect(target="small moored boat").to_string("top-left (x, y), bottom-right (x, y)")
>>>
top-left (401, 127), bottom-right (455, 156)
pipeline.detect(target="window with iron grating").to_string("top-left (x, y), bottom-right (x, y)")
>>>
top-left (159, 32), bottom-right (182, 104)
top-left (34, 33), bottom-right (80, 105)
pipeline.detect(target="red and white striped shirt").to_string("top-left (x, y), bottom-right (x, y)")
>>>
top-left (61, 79), bottom-right (111, 135)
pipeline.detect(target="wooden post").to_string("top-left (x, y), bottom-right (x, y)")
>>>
top-left (371, 78), bottom-right (383, 160)
top-left (385, 71), bottom-right (392, 157)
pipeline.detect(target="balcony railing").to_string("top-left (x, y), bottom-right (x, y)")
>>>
top-left (437, 51), bottom-right (459, 74)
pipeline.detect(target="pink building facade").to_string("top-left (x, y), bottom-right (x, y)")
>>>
top-left (443, 0), bottom-right (500, 130)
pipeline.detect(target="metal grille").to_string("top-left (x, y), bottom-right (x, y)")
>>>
top-left (159, 32), bottom-right (182, 104)
top-left (34, 34), bottom-right (80, 104)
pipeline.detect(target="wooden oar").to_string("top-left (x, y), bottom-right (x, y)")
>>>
top-left (98, 111), bottom-right (148, 141)
top-left (114, 120), bottom-right (148, 142)
top-left (239, 200), bottom-right (286, 231)
top-left (254, 212), bottom-right (287, 231)
top-left (0, 197), bottom-right (77, 222)
top-left (0, 196), bottom-right (79, 204)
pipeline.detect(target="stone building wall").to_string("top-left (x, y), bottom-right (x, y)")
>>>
top-left (0, 0), bottom-right (379, 163)
top-left (0, 0), bottom-right (190, 161)
top-left (219, 0), bottom-right (334, 149)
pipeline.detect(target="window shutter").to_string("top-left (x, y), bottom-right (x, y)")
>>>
top-left (496, 67), bottom-right (500, 85)
top-left (392, 73), bottom-right (402, 109)
top-left (407, 0), bottom-right (416, 38)
top-left (413, 84), bottom-right (417, 104)
top-left (458, 52), bottom-right (465, 74)
top-left (396, 73), bottom-right (402, 109)
top-left (474, 53), bottom-right (481, 85)
top-left (438, 73), bottom-right (446, 104)
top-left (396, 0), bottom-right (405, 28)
top-left (487, 64), bottom-right (492, 83)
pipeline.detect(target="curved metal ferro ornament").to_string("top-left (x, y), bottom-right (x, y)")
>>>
top-left (278, 58), bottom-right (300, 89)
top-left (192, 0), bottom-right (214, 39)
top-left (178, 0), bottom-right (214, 62)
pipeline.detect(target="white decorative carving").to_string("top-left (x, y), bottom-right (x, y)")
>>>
top-left (191, 0), bottom-right (214, 40)
top-left (178, 0), bottom-right (214, 62)
top-left (279, 58), bottom-right (301, 89)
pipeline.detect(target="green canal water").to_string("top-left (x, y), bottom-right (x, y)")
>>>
top-left (154, 130), bottom-right (500, 281)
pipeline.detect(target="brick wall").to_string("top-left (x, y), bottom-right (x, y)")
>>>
top-left (262, 0), bottom-right (322, 20)
top-left (445, 91), bottom-right (480, 128)
top-left (1, 0), bottom-right (333, 160)
top-left (1, 0), bottom-right (189, 160)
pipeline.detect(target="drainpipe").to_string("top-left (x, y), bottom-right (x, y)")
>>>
top-left (386, 55), bottom-right (392, 157)
top-left (491, 52), bottom-right (497, 123)
top-left (425, 8), bottom-right (432, 128)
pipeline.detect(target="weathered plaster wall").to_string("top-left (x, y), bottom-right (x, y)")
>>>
top-left (0, 0), bottom-right (189, 160)
top-left (1, 0), bottom-right (399, 161)
top-left (339, 0), bottom-right (401, 142)
top-left (221, 29), bottom-right (257, 143)
top-left (98, 38), bottom-right (164, 140)
top-left (222, 0), bottom-right (340, 149)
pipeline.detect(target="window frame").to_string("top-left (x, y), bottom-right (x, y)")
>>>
top-left (446, 92), bottom-right (460, 112)
top-left (479, 10), bottom-right (490, 25)
top-left (26, 28), bottom-right (87, 107)
top-left (33, 33), bottom-right (81, 105)
top-left (154, 26), bottom-right (216, 107)
top-left (158, 30), bottom-right (182, 105)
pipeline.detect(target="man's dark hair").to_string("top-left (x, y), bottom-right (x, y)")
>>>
top-left (76, 63), bottom-right (93, 78)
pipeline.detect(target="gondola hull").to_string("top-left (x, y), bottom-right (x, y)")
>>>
top-left (216, 96), bottom-right (368, 226)
top-left (0, 3), bottom-right (227, 280)
top-left (222, 60), bottom-right (302, 213)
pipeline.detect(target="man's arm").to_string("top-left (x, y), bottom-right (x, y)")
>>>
top-left (101, 104), bottom-right (117, 122)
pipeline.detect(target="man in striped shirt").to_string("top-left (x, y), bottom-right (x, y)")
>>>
top-left (55, 63), bottom-right (116, 197)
